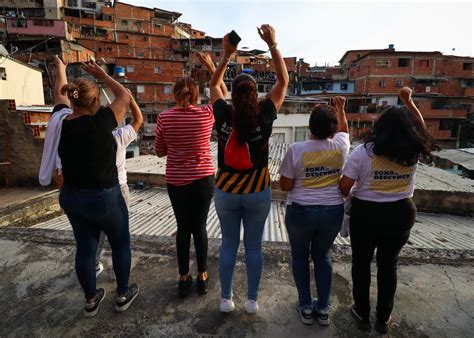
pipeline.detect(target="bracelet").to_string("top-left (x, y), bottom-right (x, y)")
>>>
top-left (268, 43), bottom-right (278, 52)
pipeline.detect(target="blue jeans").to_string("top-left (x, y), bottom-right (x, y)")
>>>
top-left (215, 188), bottom-right (271, 301)
top-left (285, 203), bottom-right (343, 311)
top-left (59, 184), bottom-right (131, 299)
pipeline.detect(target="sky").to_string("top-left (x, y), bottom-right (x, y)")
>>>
top-left (122, 0), bottom-right (473, 66)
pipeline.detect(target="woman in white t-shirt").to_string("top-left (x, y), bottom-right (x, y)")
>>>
top-left (279, 97), bottom-right (349, 326)
top-left (339, 87), bottom-right (436, 334)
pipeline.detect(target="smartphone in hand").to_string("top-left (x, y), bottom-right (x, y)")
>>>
top-left (228, 30), bottom-right (241, 47)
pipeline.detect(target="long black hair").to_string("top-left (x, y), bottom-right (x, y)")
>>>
top-left (364, 106), bottom-right (437, 166)
top-left (231, 74), bottom-right (260, 143)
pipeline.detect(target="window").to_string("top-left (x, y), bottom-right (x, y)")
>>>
top-left (295, 127), bottom-right (308, 142)
top-left (147, 114), bottom-right (157, 124)
top-left (143, 36), bottom-right (149, 41)
top-left (258, 84), bottom-right (264, 92)
top-left (164, 85), bottom-right (172, 94)
top-left (121, 20), bottom-right (128, 25)
top-left (215, 51), bottom-right (220, 57)
top-left (67, 0), bottom-right (78, 6)
top-left (137, 85), bottom-right (145, 93)
top-left (340, 83), bottom-right (348, 90)
top-left (379, 80), bottom-right (386, 88)
top-left (138, 52), bottom-right (145, 58)
top-left (136, 21), bottom-right (142, 27)
top-left (398, 58), bottom-right (410, 67)
top-left (123, 34), bottom-right (129, 39)
top-left (463, 63), bottom-right (473, 70)
top-left (376, 60), bottom-right (389, 67)
top-left (98, 47), bottom-right (102, 52)
top-left (271, 133), bottom-right (285, 143)
top-left (154, 67), bottom-right (161, 74)
top-left (419, 60), bottom-right (430, 67)
top-left (396, 80), bottom-right (404, 87)
top-left (127, 65), bottom-right (134, 73)
top-left (440, 119), bottom-right (454, 130)
top-left (0, 67), bottom-right (6, 80)
top-left (106, 47), bottom-right (112, 52)
top-left (155, 24), bottom-right (162, 29)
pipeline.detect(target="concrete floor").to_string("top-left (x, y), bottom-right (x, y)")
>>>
top-left (1, 234), bottom-right (473, 337)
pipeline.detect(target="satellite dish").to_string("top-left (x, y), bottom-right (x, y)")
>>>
top-left (0, 44), bottom-right (9, 57)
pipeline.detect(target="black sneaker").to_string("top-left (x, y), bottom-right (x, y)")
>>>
top-left (115, 283), bottom-right (139, 312)
top-left (197, 276), bottom-right (209, 295)
top-left (297, 306), bottom-right (314, 325)
top-left (312, 299), bottom-right (330, 326)
top-left (84, 288), bottom-right (106, 318)
top-left (375, 316), bottom-right (392, 334)
top-left (351, 305), bottom-right (371, 331)
top-left (178, 275), bottom-right (193, 298)
top-left (315, 310), bottom-right (330, 326)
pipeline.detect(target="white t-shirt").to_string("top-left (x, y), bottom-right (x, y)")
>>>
top-left (342, 143), bottom-right (416, 202)
top-left (113, 124), bottom-right (137, 186)
top-left (279, 132), bottom-right (350, 206)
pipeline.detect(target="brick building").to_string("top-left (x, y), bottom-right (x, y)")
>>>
top-left (338, 46), bottom-right (474, 147)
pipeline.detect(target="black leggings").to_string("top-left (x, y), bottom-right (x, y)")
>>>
top-left (350, 197), bottom-right (416, 322)
top-left (167, 175), bottom-right (215, 275)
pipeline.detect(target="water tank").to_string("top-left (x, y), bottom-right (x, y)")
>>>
top-left (114, 66), bottom-right (125, 77)
top-left (388, 44), bottom-right (395, 51)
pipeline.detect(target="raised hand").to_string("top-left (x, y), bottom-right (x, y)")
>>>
top-left (399, 86), bottom-right (412, 103)
top-left (81, 60), bottom-right (108, 81)
top-left (223, 34), bottom-right (237, 58)
top-left (332, 96), bottom-right (346, 113)
top-left (197, 52), bottom-right (216, 72)
top-left (257, 24), bottom-right (276, 47)
top-left (53, 55), bottom-right (67, 70)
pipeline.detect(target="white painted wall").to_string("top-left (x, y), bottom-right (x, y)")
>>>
top-left (376, 96), bottom-right (398, 106)
top-left (0, 57), bottom-right (44, 105)
top-left (272, 113), bottom-right (310, 143)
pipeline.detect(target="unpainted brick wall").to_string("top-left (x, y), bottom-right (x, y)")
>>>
top-left (0, 101), bottom-right (44, 186)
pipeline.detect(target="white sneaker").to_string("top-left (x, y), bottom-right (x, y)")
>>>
top-left (220, 298), bottom-right (235, 313)
top-left (244, 300), bottom-right (259, 314)
top-left (95, 262), bottom-right (104, 277)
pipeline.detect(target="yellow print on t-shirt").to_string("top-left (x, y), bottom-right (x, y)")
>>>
top-left (370, 156), bottom-right (414, 193)
top-left (301, 149), bottom-right (343, 188)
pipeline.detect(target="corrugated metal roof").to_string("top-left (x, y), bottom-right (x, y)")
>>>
top-left (32, 188), bottom-right (473, 250)
top-left (434, 148), bottom-right (474, 171)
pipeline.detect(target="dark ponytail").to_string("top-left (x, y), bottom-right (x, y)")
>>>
top-left (231, 75), bottom-right (259, 143)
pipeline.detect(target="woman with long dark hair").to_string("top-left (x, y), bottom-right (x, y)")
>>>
top-left (155, 54), bottom-right (228, 297)
top-left (210, 25), bottom-right (289, 314)
top-left (54, 58), bottom-right (138, 317)
top-left (339, 87), bottom-right (436, 334)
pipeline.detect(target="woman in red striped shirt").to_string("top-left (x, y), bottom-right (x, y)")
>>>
top-left (155, 72), bottom-right (224, 297)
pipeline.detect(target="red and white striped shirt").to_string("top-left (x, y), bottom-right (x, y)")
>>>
top-left (155, 104), bottom-right (215, 186)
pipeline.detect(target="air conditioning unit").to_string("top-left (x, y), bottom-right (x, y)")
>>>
top-left (426, 86), bottom-right (431, 93)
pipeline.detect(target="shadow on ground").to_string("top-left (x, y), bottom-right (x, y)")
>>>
top-left (1, 235), bottom-right (473, 337)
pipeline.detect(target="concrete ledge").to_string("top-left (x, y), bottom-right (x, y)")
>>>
top-left (413, 190), bottom-right (474, 215)
top-left (1, 227), bottom-right (472, 265)
top-left (0, 190), bottom-right (62, 227)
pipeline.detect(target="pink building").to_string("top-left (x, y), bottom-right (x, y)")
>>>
top-left (7, 18), bottom-right (67, 38)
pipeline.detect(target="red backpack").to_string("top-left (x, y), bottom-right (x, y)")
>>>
top-left (224, 129), bottom-right (253, 171)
